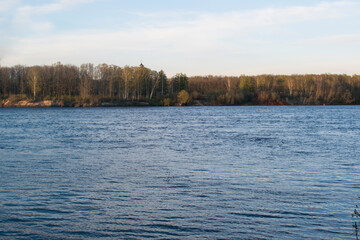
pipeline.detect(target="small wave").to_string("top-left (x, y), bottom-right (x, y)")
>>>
top-left (26, 207), bottom-right (72, 215)
top-left (230, 211), bottom-right (282, 219)
top-left (144, 223), bottom-right (205, 233)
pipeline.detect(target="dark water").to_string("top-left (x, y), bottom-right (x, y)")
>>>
top-left (0, 106), bottom-right (359, 239)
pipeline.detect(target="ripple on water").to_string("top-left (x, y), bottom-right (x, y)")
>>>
top-left (0, 106), bottom-right (359, 239)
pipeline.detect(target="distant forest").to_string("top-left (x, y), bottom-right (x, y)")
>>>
top-left (0, 62), bottom-right (359, 106)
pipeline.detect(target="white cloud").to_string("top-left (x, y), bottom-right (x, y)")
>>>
top-left (12, 0), bottom-right (97, 32)
top-left (298, 34), bottom-right (360, 45)
top-left (180, 1), bottom-right (359, 34)
top-left (0, 0), bottom-right (20, 12)
top-left (2, 1), bottom-right (360, 75)
top-left (16, 0), bottom-right (95, 17)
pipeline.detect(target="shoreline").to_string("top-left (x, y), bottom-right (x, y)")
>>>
top-left (0, 99), bottom-right (155, 108)
top-left (0, 99), bottom-right (357, 108)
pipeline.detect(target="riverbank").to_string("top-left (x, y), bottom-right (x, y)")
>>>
top-left (0, 98), bottom-right (356, 108)
top-left (0, 99), bottom-right (155, 108)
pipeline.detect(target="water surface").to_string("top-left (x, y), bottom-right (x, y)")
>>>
top-left (0, 106), bottom-right (359, 239)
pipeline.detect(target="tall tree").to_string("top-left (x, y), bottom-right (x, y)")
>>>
top-left (172, 73), bottom-right (188, 94)
top-left (80, 64), bottom-right (94, 99)
top-left (122, 66), bottom-right (133, 100)
top-left (149, 70), bottom-right (160, 101)
top-left (239, 76), bottom-right (256, 92)
top-left (159, 70), bottom-right (168, 96)
top-left (27, 66), bottom-right (42, 100)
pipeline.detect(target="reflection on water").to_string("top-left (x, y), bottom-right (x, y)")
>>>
top-left (0, 106), bottom-right (359, 239)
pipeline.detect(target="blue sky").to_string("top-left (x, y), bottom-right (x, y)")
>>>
top-left (1, 0), bottom-right (359, 76)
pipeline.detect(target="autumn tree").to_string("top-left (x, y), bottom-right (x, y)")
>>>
top-left (177, 90), bottom-right (190, 106)
top-left (239, 76), bottom-right (256, 92)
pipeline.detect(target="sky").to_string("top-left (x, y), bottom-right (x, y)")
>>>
top-left (0, 0), bottom-right (359, 76)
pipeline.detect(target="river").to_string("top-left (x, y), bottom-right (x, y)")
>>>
top-left (0, 106), bottom-right (359, 239)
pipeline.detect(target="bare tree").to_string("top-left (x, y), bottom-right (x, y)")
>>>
top-left (27, 66), bottom-right (42, 100)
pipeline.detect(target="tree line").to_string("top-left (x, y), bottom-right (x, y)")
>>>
top-left (0, 62), bottom-right (359, 106)
top-left (188, 74), bottom-right (360, 105)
